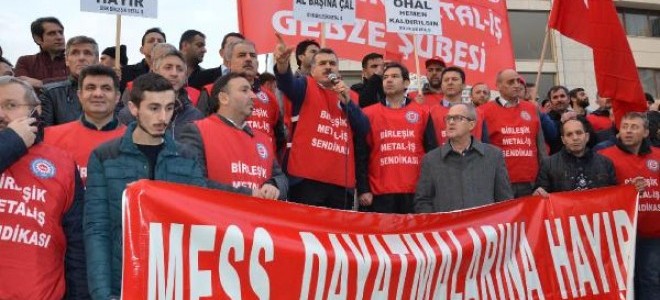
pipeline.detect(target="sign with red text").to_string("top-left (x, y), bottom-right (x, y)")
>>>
top-left (238, 0), bottom-right (513, 85)
top-left (384, 0), bottom-right (442, 35)
top-left (122, 181), bottom-right (637, 299)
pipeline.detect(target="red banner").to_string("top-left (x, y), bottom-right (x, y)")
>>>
top-left (237, 0), bottom-right (515, 85)
top-left (122, 181), bottom-right (638, 299)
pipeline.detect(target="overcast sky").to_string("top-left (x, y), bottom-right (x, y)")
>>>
top-left (0, 0), bottom-right (252, 70)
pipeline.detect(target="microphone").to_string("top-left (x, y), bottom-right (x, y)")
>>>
top-left (328, 73), bottom-right (340, 85)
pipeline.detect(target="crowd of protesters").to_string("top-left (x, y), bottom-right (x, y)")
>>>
top-left (0, 16), bottom-right (659, 299)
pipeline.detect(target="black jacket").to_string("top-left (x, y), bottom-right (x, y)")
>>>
top-left (40, 77), bottom-right (81, 126)
top-left (119, 59), bottom-right (149, 92)
top-left (535, 148), bottom-right (617, 193)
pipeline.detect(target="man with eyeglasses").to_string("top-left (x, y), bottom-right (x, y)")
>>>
top-left (414, 103), bottom-right (513, 213)
top-left (0, 76), bottom-right (89, 299)
top-left (479, 69), bottom-right (547, 197)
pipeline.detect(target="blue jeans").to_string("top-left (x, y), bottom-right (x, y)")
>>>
top-left (636, 237), bottom-right (660, 299)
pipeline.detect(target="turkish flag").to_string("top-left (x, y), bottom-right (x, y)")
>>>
top-left (549, 0), bottom-right (647, 127)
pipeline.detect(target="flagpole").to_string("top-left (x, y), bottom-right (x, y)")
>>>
top-left (115, 15), bottom-right (122, 70)
top-left (413, 34), bottom-right (423, 100)
top-left (320, 23), bottom-right (326, 47)
top-left (533, 27), bottom-right (550, 105)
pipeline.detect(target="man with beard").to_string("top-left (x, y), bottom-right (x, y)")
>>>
top-left (0, 76), bottom-right (88, 299)
top-left (587, 93), bottom-right (615, 143)
top-left (294, 39), bottom-right (320, 77)
top-left (414, 103), bottom-right (513, 213)
top-left (544, 85), bottom-right (596, 154)
top-left (15, 17), bottom-right (68, 89)
top-left (470, 82), bottom-right (490, 107)
top-left (273, 33), bottom-right (369, 209)
top-left (569, 87), bottom-right (590, 116)
top-left (408, 56), bottom-right (445, 107)
top-left (117, 45), bottom-right (203, 133)
top-left (179, 30), bottom-right (207, 82)
top-left (598, 112), bottom-right (658, 299)
top-left (187, 32), bottom-right (244, 89)
top-left (197, 40), bottom-right (286, 153)
top-left (84, 73), bottom-right (219, 300)
top-left (534, 118), bottom-right (616, 195)
top-left (350, 52), bottom-right (384, 108)
top-left (177, 72), bottom-right (288, 199)
top-left (40, 35), bottom-right (98, 126)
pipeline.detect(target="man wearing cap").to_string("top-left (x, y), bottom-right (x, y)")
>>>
top-left (408, 56), bottom-right (445, 107)
top-left (99, 45), bottom-right (128, 68)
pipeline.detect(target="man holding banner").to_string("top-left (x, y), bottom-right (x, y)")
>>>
top-left (273, 34), bottom-right (369, 209)
top-left (599, 112), bottom-right (659, 298)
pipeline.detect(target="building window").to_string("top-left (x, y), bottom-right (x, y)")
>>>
top-left (638, 68), bottom-right (660, 99)
top-left (520, 72), bottom-right (556, 101)
top-left (508, 11), bottom-right (553, 60)
top-left (618, 8), bottom-right (660, 38)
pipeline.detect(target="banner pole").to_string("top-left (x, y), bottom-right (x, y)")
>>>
top-left (533, 27), bottom-right (550, 105)
top-left (115, 15), bottom-right (122, 70)
top-left (320, 23), bottom-right (326, 48)
top-left (413, 34), bottom-right (423, 99)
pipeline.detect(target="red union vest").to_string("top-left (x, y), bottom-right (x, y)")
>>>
top-left (195, 116), bottom-right (274, 190)
top-left (480, 100), bottom-right (541, 183)
top-left (204, 84), bottom-right (280, 142)
top-left (408, 91), bottom-right (444, 107)
top-left (429, 103), bottom-right (484, 145)
top-left (364, 102), bottom-right (428, 194)
top-left (287, 77), bottom-right (356, 188)
top-left (44, 120), bottom-right (125, 184)
top-left (599, 145), bottom-right (660, 237)
top-left (0, 143), bottom-right (76, 300)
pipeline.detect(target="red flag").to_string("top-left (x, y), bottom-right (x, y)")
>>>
top-left (549, 0), bottom-right (647, 126)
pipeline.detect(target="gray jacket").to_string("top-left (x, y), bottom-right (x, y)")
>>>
top-left (40, 77), bottom-right (81, 126)
top-left (414, 138), bottom-right (514, 213)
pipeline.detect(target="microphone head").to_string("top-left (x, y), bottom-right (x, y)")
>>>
top-left (328, 73), bottom-right (339, 84)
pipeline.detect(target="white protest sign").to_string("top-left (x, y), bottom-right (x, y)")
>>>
top-left (384, 0), bottom-right (441, 35)
top-left (292, 0), bottom-right (356, 24)
top-left (80, 0), bottom-right (157, 18)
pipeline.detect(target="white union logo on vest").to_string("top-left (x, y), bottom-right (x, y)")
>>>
top-left (405, 111), bottom-right (420, 124)
top-left (256, 143), bottom-right (268, 160)
top-left (30, 158), bottom-right (56, 179)
top-left (647, 159), bottom-right (658, 172)
top-left (520, 111), bottom-right (531, 121)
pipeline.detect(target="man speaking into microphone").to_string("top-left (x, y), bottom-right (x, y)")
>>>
top-left (273, 34), bottom-right (369, 209)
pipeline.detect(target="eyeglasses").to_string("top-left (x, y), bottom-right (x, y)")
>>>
top-left (0, 102), bottom-right (34, 112)
top-left (444, 114), bottom-right (474, 123)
